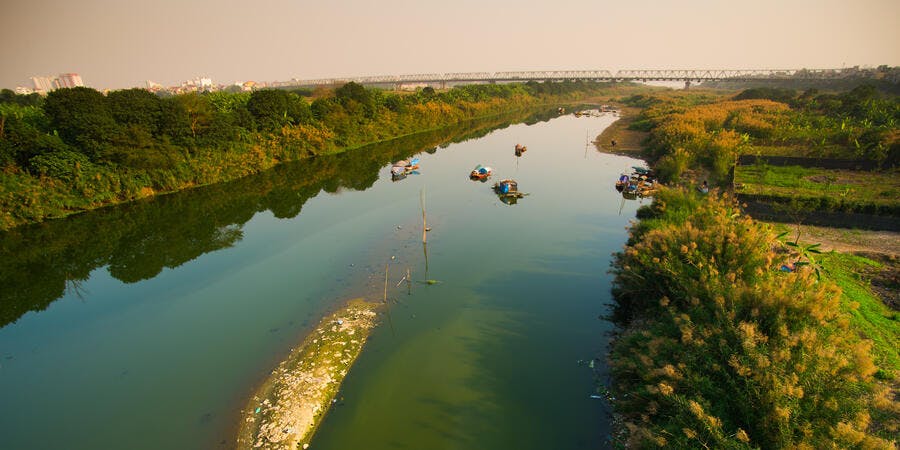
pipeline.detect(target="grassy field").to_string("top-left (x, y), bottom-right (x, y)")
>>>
top-left (734, 165), bottom-right (900, 209)
top-left (820, 253), bottom-right (900, 380)
top-left (746, 143), bottom-right (856, 158)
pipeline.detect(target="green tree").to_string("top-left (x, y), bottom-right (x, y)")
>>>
top-left (173, 93), bottom-right (213, 138)
top-left (106, 88), bottom-right (163, 135)
top-left (158, 97), bottom-right (193, 143)
top-left (0, 89), bottom-right (42, 107)
top-left (247, 89), bottom-right (293, 131)
top-left (43, 87), bottom-right (120, 158)
top-left (334, 82), bottom-right (376, 118)
top-left (0, 103), bottom-right (69, 167)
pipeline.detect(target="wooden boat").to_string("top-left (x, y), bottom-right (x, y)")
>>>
top-left (391, 158), bottom-right (420, 176)
top-left (631, 166), bottom-right (653, 177)
top-left (469, 164), bottom-right (492, 181)
top-left (493, 179), bottom-right (526, 201)
top-left (618, 168), bottom-right (660, 198)
top-left (515, 144), bottom-right (527, 157)
top-left (615, 174), bottom-right (630, 192)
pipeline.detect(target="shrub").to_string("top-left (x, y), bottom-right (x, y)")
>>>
top-left (609, 189), bottom-right (895, 449)
top-left (29, 150), bottom-right (93, 181)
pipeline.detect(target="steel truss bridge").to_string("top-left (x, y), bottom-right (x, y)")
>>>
top-left (278, 68), bottom-right (856, 88)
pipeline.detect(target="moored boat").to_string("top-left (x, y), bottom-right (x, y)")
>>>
top-left (615, 174), bottom-right (630, 192)
top-left (469, 164), bottom-right (493, 181)
top-left (494, 179), bottom-right (526, 205)
top-left (391, 158), bottom-right (420, 176)
top-left (616, 167), bottom-right (660, 198)
top-left (495, 178), bottom-right (527, 195)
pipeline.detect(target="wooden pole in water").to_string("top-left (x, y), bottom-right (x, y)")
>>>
top-left (383, 264), bottom-right (389, 304)
top-left (421, 187), bottom-right (427, 244)
top-left (383, 262), bottom-right (395, 336)
top-left (585, 130), bottom-right (589, 159)
top-left (420, 187), bottom-right (429, 278)
top-left (406, 267), bottom-right (412, 295)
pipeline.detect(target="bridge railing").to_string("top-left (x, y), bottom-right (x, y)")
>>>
top-left (283, 68), bottom-right (859, 87)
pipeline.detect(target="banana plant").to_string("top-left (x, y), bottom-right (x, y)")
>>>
top-left (776, 231), bottom-right (829, 280)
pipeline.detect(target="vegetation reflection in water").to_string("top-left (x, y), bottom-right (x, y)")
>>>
top-left (0, 107), bottom-right (642, 450)
top-left (0, 108), bottom-right (561, 329)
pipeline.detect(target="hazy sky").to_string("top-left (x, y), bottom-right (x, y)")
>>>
top-left (2, 0), bottom-right (898, 90)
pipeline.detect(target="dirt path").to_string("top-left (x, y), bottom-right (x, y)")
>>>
top-left (774, 223), bottom-right (900, 258)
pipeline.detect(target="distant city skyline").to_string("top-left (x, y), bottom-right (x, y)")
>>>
top-left (1, 0), bottom-right (898, 90)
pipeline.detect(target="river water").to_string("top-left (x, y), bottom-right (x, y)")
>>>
top-left (0, 109), bottom-right (647, 449)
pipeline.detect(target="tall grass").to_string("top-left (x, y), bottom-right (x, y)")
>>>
top-left (609, 189), bottom-right (897, 449)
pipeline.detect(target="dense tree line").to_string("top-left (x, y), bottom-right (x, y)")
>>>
top-left (0, 80), bottom-right (614, 229)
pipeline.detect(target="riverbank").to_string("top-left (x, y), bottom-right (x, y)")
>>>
top-left (236, 299), bottom-right (379, 450)
top-left (593, 105), bottom-right (647, 155)
top-left (2, 82), bottom-right (647, 232)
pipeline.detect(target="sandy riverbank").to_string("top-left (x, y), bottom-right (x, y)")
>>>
top-left (593, 105), bottom-right (647, 155)
top-left (236, 299), bottom-right (379, 450)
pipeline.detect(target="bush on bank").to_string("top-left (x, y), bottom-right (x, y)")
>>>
top-left (609, 189), bottom-right (897, 449)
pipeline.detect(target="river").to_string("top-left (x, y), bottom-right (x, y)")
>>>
top-left (0, 109), bottom-right (647, 449)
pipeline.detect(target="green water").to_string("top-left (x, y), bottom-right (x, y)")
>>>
top-left (0, 110), bottom-right (648, 449)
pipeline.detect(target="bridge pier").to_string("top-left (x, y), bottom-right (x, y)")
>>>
top-left (684, 80), bottom-right (691, 90)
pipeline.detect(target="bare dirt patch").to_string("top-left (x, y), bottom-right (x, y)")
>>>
top-left (594, 106), bottom-right (648, 155)
top-left (782, 224), bottom-right (900, 258)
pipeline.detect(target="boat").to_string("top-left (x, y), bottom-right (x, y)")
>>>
top-left (493, 179), bottom-right (526, 204)
top-left (631, 166), bottom-right (653, 177)
top-left (391, 158), bottom-right (420, 176)
top-left (617, 168), bottom-right (660, 198)
top-left (469, 164), bottom-right (493, 181)
top-left (494, 179), bottom-right (518, 195)
top-left (615, 173), bottom-right (630, 192)
top-left (515, 144), bottom-right (527, 157)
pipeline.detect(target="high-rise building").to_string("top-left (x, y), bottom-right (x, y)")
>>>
top-left (146, 80), bottom-right (163, 92)
top-left (31, 76), bottom-right (57, 93)
top-left (57, 73), bottom-right (84, 88)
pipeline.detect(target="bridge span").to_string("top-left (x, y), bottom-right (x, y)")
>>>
top-left (276, 68), bottom-right (859, 88)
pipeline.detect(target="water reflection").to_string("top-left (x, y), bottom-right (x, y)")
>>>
top-left (0, 109), bottom-right (561, 328)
